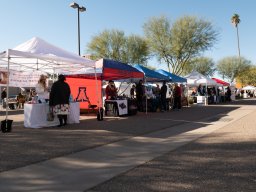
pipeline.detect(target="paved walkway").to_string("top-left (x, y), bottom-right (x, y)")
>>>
top-left (88, 103), bottom-right (256, 192)
top-left (0, 99), bottom-right (255, 191)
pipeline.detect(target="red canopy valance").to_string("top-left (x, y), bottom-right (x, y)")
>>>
top-left (212, 78), bottom-right (230, 86)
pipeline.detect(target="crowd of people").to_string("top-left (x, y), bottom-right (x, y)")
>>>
top-left (191, 84), bottom-right (232, 103)
top-left (104, 79), bottom-right (185, 113)
top-left (2, 74), bottom-right (249, 125)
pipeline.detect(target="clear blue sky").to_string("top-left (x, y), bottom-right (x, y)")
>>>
top-left (1, 0), bottom-right (256, 71)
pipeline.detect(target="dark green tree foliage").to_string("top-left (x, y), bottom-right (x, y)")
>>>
top-left (183, 57), bottom-right (215, 77)
top-left (87, 29), bottom-right (149, 65)
top-left (143, 16), bottom-right (218, 75)
top-left (216, 56), bottom-right (251, 83)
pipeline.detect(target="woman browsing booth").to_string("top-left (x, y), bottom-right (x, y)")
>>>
top-left (49, 74), bottom-right (71, 127)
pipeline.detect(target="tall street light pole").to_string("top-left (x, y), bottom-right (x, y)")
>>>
top-left (70, 2), bottom-right (86, 56)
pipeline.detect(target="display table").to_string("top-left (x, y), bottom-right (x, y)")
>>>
top-left (127, 99), bottom-right (137, 115)
top-left (142, 98), bottom-right (158, 112)
top-left (24, 102), bottom-right (80, 128)
top-left (196, 96), bottom-right (206, 104)
top-left (105, 100), bottom-right (128, 116)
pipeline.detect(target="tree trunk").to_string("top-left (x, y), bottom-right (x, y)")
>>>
top-left (167, 63), bottom-right (171, 73)
top-left (236, 26), bottom-right (241, 59)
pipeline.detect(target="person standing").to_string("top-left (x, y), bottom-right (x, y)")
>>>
top-left (104, 80), bottom-right (118, 115)
top-left (136, 80), bottom-right (144, 112)
top-left (35, 74), bottom-right (49, 103)
top-left (160, 81), bottom-right (167, 111)
top-left (105, 80), bottom-right (117, 100)
top-left (173, 83), bottom-right (182, 110)
top-left (197, 84), bottom-right (205, 96)
top-left (130, 84), bottom-right (136, 99)
top-left (1, 88), bottom-right (7, 108)
top-left (226, 86), bottom-right (232, 102)
top-left (49, 74), bottom-right (71, 127)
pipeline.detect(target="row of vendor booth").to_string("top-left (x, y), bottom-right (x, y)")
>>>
top-left (0, 37), bottom-right (233, 129)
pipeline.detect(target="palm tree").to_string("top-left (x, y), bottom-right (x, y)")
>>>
top-left (231, 13), bottom-right (241, 58)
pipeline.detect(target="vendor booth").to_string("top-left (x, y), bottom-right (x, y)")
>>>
top-left (0, 37), bottom-right (95, 128)
top-left (133, 64), bottom-right (169, 112)
top-left (66, 58), bottom-right (145, 116)
top-left (241, 85), bottom-right (256, 98)
top-left (24, 102), bottom-right (80, 128)
top-left (212, 78), bottom-right (231, 102)
top-left (185, 71), bottom-right (217, 105)
top-left (156, 69), bottom-right (188, 107)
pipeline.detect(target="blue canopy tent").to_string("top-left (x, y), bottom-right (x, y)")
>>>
top-left (133, 64), bottom-right (169, 82)
top-left (156, 69), bottom-right (187, 83)
top-left (133, 64), bottom-right (169, 114)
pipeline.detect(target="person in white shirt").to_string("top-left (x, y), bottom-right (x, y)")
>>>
top-left (35, 74), bottom-right (49, 103)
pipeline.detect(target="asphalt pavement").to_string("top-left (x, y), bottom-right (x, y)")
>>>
top-left (0, 99), bottom-right (255, 191)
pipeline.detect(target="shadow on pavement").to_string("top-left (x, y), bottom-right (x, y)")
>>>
top-left (0, 99), bottom-right (255, 173)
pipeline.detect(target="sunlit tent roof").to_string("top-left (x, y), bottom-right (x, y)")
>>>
top-left (241, 85), bottom-right (256, 90)
top-left (66, 58), bottom-right (144, 82)
top-left (212, 78), bottom-right (230, 86)
top-left (184, 70), bottom-right (216, 86)
top-left (133, 64), bottom-right (169, 82)
top-left (0, 37), bottom-right (95, 74)
top-left (156, 69), bottom-right (187, 83)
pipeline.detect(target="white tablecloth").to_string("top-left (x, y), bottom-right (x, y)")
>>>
top-left (196, 96), bottom-right (206, 104)
top-left (24, 102), bottom-right (80, 128)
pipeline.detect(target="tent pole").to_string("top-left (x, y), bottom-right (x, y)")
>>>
top-left (145, 78), bottom-right (147, 114)
top-left (5, 51), bottom-right (10, 122)
top-left (205, 82), bottom-right (208, 106)
top-left (94, 67), bottom-right (101, 114)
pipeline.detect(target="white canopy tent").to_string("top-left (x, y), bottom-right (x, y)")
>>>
top-left (184, 71), bottom-right (217, 105)
top-left (241, 85), bottom-right (256, 91)
top-left (0, 37), bottom-right (96, 122)
top-left (184, 71), bottom-right (217, 86)
top-left (0, 37), bottom-right (95, 74)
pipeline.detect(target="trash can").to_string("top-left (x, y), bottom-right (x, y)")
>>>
top-left (1, 119), bottom-right (13, 133)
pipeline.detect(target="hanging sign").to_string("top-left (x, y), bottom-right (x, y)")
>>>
top-left (9, 71), bottom-right (46, 87)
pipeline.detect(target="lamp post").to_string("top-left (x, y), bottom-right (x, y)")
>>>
top-left (70, 2), bottom-right (86, 56)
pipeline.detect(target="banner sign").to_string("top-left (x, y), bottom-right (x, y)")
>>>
top-left (9, 71), bottom-right (46, 87)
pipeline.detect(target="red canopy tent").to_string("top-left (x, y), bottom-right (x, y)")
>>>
top-left (212, 78), bottom-right (230, 86)
top-left (66, 58), bottom-right (144, 110)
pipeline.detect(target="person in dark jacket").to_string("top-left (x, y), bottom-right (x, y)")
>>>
top-left (49, 74), bottom-right (71, 127)
top-left (226, 86), bottom-right (232, 102)
top-left (136, 80), bottom-right (144, 112)
top-left (160, 81), bottom-right (167, 111)
top-left (1, 88), bottom-right (7, 108)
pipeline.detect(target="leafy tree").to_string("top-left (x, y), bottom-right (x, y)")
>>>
top-left (87, 29), bottom-right (149, 65)
top-left (87, 29), bottom-right (126, 61)
top-left (183, 57), bottom-right (215, 77)
top-left (236, 67), bottom-right (256, 86)
top-left (124, 35), bottom-right (150, 65)
top-left (143, 16), bottom-right (218, 75)
top-left (216, 56), bottom-right (251, 83)
top-left (231, 13), bottom-right (241, 58)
